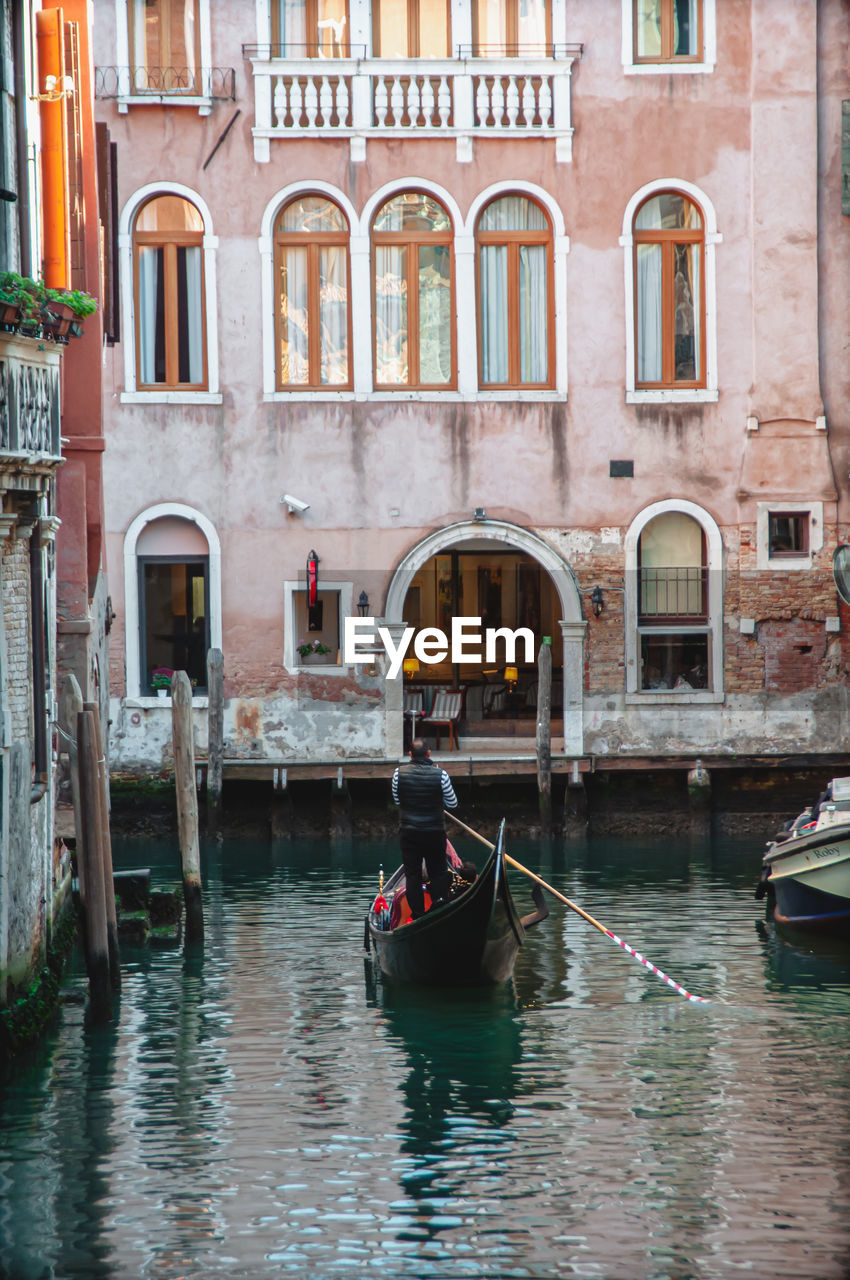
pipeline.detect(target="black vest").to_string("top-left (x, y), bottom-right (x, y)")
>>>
top-left (397, 759), bottom-right (445, 831)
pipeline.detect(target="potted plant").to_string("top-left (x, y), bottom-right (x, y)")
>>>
top-left (151, 667), bottom-right (174, 698)
top-left (0, 272), bottom-right (40, 328)
top-left (41, 285), bottom-right (97, 339)
top-left (296, 638), bottom-right (334, 665)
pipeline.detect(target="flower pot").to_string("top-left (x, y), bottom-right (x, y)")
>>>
top-left (156, 688), bottom-right (169, 700)
top-left (1, 301), bottom-right (20, 327)
top-left (301, 651), bottom-right (335, 665)
top-left (41, 301), bottom-right (75, 338)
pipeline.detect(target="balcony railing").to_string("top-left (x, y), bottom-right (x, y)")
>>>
top-left (243, 48), bottom-right (581, 163)
top-left (95, 66), bottom-right (236, 112)
top-left (0, 336), bottom-right (62, 461)
top-left (638, 567), bottom-right (708, 623)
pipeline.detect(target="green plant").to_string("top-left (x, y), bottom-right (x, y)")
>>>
top-left (0, 271), bottom-right (40, 318)
top-left (151, 667), bottom-right (174, 690)
top-left (42, 285), bottom-right (98, 319)
top-left (56, 288), bottom-right (98, 318)
top-left (297, 638), bottom-right (333, 658)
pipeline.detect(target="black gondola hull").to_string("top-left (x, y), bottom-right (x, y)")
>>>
top-left (366, 822), bottom-right (536, 986)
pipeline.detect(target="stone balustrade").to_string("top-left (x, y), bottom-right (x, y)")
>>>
top-left (247, 53), bottom-right (579, 163)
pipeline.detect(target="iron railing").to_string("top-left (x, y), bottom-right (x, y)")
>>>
top-left (95, 66), bottom-right (236, 100)
top-left (638, 567), bottom-right (707, 622)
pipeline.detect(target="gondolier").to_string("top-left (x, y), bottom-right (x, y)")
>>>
top-left (392, 738), bottom-right (458, 919)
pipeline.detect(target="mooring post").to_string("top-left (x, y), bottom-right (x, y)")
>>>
top-left (76, 709), bottom-right (112, 1021)
top-left (687, 758), bottom-right (712, 836)
top-left (60, 673), bottom-right (84, 897)
top-left (536, 638), bottom-right (553, 834)
top-left (206, 647), bottom-right (224, 832)
top-left (172, 670), bottom-right (204, 945)
top-left (84, 701), bottom-right (120, 991)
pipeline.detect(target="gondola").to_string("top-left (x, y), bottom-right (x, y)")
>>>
top-left (364, 820), bottom-right (549, 985)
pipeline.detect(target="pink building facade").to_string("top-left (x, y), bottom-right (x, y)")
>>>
top-left (93, 0), bottom-right (850, 778)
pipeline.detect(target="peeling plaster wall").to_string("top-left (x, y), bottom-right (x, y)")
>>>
top-left (94, 1), bottom-right (849, 776)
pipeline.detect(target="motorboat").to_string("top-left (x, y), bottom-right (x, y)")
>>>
top-left (758, 776), bottom-right (850, 934)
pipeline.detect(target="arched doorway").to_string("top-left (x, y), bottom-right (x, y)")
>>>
top-left (384, 520), bottom-right (586, 755)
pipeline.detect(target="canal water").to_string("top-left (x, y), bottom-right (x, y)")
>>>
top-left (1, 831), bottom-right (849, 1280)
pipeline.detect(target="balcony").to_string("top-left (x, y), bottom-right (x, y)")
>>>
top-left (0, 333), bottom-right (62, 494)
top-left (243, 45), bottom-right (581, 163)
top-left (95, 66), bottom-right (236, 116)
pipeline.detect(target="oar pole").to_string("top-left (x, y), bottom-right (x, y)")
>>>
top-left (445, 810), bottom-right (711, 1005)
top-left (446, 810), bottom-right (610, 936)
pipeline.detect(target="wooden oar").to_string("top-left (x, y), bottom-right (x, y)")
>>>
top-left (445, 811), bottom-right (712, 1004)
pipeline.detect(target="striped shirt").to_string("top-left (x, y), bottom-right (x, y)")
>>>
top-left (392, 766), bottom-right (458, 810)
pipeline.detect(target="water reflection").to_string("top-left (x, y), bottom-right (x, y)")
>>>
top-left (1, 833), bottom-right (849, 1280)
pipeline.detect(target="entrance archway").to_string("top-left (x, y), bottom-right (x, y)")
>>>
top-left (384, 520), bottom-right (586, 756)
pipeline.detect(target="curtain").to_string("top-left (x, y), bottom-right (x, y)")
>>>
top-left (375, 245), bottom-right (407, 384)
top-left (277, 0), bottom-right (307, 52)
top-left (319, 246), bottom-right (348, 384)
top-left (280, 247), bottom-right (309, 384)
top-left (138, 247), bottom-right (161, 383)
top-left (636, 243), bottom-right (662, 382)
top-left (517, 0), bottom-right (546, 46)
top-left (519, 244), bottom-right (546, 382)
top-left (480, 245), bottom-right (508, 383)
top-left (673, 0), bottom-right (699, 56)
top-left (378, 0), bottom-right (407, 56)
top-left (182, 245), bottom-right (203, 384)
top-left (635, 0), bottom-right (661, 58)
top-left (476, 0), bottom-right (506, 51)
top-left (418, 245), bottom-right (451, 384)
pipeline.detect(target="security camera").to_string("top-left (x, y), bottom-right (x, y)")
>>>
top-left (281, 494), bottom-right (310, 514)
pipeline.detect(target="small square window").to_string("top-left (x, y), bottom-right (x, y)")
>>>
top-left (293, 589), bottom-right (340, 662)
top-left (768, 513), bottom-right (809, 558)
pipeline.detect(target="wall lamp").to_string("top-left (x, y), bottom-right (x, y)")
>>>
top-left (591, 586), bottom-right (604, 617)
top-left (31, 75), bottom-right (74, 103)
top-left (357, 590), bottom-right (370, 616)
top-left (473, 507), bottom-right (487, 522)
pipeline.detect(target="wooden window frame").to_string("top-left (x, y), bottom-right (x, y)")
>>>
top-left (271, 0), bottom-right (351, 56)
top-left (128, 0), bottom-right (202, 86)
top-left (133, 203), bottom-right (207, 391)
top-left (475, 198), bottom-right (554, 390)
top-left (632, 0), bottom-right (703, 64)
top-left (633, 193), bottom-right (705, 390)
top-left (373, 0), bottom-right (451, 57)
top-left (274, 200), bottom-right (352, 391)
top-left (371, 195), bottom-right (456, 392)
top-left (472, 0), bottom-right (552, 56)
top-left (768, 511), bottom-right (810, 559)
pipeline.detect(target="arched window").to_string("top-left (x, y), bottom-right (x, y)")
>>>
top-left (635, 510), bottom-right (712, 692)
top-left (476, 195), bottom-right (553, 388)
top-left (633, 190), bottom-right (704, 389)
top-left (123, 503), bottom-right (222, 700)
top-left (133, 194), bottom-right (206, 389)
top-left (274, 195), bottom-right (351, 389)
top-left (372, 192), bottom-right (454, 389)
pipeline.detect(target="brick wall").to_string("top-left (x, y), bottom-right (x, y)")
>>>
top-left (2, 535), bottom-right (33, 744)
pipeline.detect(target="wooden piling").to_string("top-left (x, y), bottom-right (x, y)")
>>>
top-left (60, 673), bottom-right (84, 898)
top-left (85, 700), bottom-right (120, 990)
top-left (206, 647), bottom-right (224, 831)
top-left (76, 709), bottom-right (111, 1021)
top-left (172, 670), bottom-right (204, 945)
top-left (536, 639), bottom-right (553, 833)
